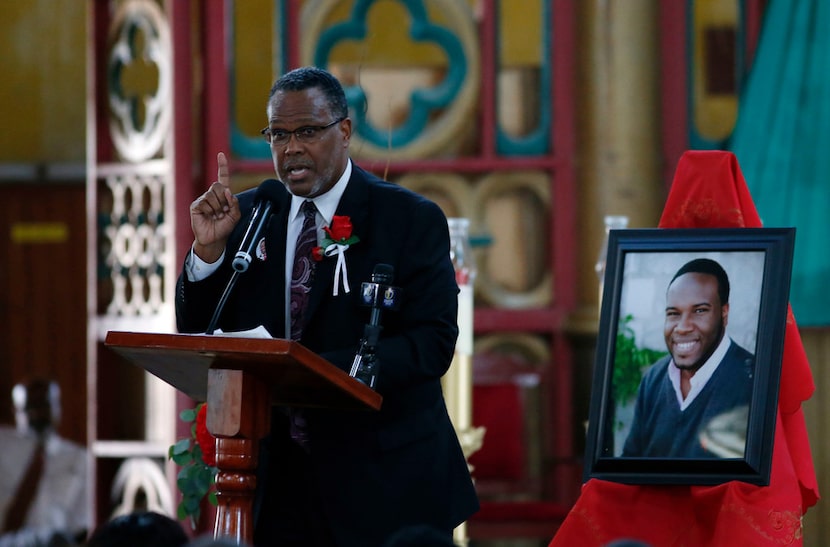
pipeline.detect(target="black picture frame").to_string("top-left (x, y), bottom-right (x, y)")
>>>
top-left (583, 227), bottom-right (795, 485)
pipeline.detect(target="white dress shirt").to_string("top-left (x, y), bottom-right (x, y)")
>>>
top-left (0, 427), bottom-right (88, 544)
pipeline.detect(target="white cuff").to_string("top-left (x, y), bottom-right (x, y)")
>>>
top-left (185, 244), bottom-right (224, 282)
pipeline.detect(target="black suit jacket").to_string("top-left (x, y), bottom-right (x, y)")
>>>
top-left (176, 164), bottom-right (479, 545)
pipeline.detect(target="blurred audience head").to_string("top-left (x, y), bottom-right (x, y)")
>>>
top-left (86, 511), bottom-right (188, 547)
top-left (186, 534), bottom-right (247, 547)
top-left (12, 378), bottom-right (61, 436)
top-left (382, 524), bottom-right (457, 546)
top-left (604, 539), bottom-right (653, 547)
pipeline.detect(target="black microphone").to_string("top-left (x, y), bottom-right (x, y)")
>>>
top-left (231, 178), bottom-right (283, 272)
top-left (362, 264), bottom-right (401, 326)
top-left (349, 264), bottom-right (402, 387)
top-left (205, 179), bottom-right (282, 334)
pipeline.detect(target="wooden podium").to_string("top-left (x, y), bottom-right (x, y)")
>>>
top-left (104, 331), bottom-right (382, 545)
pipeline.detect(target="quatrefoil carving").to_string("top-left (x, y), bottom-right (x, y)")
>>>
top-left (303, 0), bottom-right (479, 160)
top-left (107, 0), bottom-right (171, 163)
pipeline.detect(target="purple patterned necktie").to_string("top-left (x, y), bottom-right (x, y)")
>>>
top-left (289, 201), bottom-right (317, 450)
top-left (290, 200), bottom-right (318, 340)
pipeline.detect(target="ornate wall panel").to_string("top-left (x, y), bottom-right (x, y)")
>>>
top-left (395, 172), bottom-right (475, 220)
top-left (88, 0), bottom-right (178, 528)
top-left (397, 170), bottom-right (553, 309)
top-left (474, 171), bottom-right (552, 309)
top-left (96, 0), bottom-right (175, 323)
top-left (107, 0), bottom-right (172, 163)
top-left (97, 171), bottom-right (169, 317)
top-left (302, 0), bottom-right (480, 160)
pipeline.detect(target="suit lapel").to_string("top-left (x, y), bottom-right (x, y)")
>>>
top-left (305, 167), bottom-right (371, 320)
top-left (263, 188), bottom-right (291, 336)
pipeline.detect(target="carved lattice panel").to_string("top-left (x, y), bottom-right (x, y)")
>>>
top-left (97, 171), bottom-right (170, 317)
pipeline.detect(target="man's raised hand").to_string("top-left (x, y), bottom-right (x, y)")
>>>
top-left (190, 152), bottom-right (241, 263)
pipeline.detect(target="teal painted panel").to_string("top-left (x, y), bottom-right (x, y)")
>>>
top-left (495, 0), bottom-right (551, 156)
top-left (315, 0), bottom-right (468, 148)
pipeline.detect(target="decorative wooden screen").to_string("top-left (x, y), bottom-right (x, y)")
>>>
top-left (87, 0), bottom-right (178, 524)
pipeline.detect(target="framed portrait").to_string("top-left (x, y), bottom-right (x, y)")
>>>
top-left (583, 227), bottom-right (795, 485)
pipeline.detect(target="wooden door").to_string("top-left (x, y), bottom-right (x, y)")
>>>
top-left (0, 182), bottom-right (87, 445)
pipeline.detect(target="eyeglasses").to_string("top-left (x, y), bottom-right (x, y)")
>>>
top-left (260, 117), bottom-right (345, 146)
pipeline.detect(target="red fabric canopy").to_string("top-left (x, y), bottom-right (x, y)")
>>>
top-left (550, 151), bottom-right (819, 546)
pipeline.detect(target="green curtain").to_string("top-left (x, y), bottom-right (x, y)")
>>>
top-left (729, 0), bottom-right (830, 326)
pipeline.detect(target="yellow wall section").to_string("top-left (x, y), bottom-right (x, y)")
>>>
top-left (233, 0), bottom-right (277, 137)
top-left (692, 0), bottom-right (739, 141)
top-left (499, 0), bottom-right (543, 66)
top-left (0, 0), bottom-right (86, 162)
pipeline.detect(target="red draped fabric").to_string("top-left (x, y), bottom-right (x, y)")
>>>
top-left (549, 151), bottom-right (819, 546)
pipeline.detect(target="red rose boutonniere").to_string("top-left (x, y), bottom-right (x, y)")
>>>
top-left (168, 402), bottom-right (218, 528)
top-left (313, 215), bottom-right (360, 296)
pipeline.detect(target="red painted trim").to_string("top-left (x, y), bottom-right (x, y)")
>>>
top-left (90, 1), bottom-right (113, 164)
top-left (286, 0), bottom-right (300, 69)
top-left (479, 1), bottom-right (497, 158)
top-left (552, 0), bottom-right (577, 313)
top-left (474, 308), bottom-right (566, 333)
top-left (550, 0), bottom-right (579, 506)
top-left (170, 1), bottom-right (197, 265)
top-left (203, 1), bottom-right (230, 175)
top-left (551, 334), bottom-right (580, 503)
top-left (659, 1), bottom-right (689, 189)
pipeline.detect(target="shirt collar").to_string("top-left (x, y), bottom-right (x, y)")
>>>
top-left (288, 159), bottom-right (352, 224)
top-left (668, 334), bottom-right (732, 410)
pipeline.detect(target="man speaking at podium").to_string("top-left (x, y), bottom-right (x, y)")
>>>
top-left (175, 66), bottom-right (478, 546)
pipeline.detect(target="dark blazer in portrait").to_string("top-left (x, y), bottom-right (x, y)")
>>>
top-left (622, 339), bottom-right (755, 459)
top-left (176, 164), bottom-right (479, 545)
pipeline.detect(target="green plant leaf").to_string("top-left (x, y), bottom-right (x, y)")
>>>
top-left (180, 407), bottom-right (198, 422)
top-left (171, 438), bottom-right (192, 456)
top-left (182, 494), bottom-right (202, 515)
top-left (171, 403), bottom-right (216, 525)
top-left (170, 452), bottom-right (192, 466)
top-left (193, 464), bottom-right (215, 492)
top-left (170, 439), bottom-right (194, 466)
top-left (177, 502), bottom-right (188, 521)
top-left (612, 314), bottom-right (668, 409)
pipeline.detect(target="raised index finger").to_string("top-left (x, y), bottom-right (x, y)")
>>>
top-left (216, 151), bottom-right (230, 190)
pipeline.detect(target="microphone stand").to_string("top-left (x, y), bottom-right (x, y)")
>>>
top-left (349, 322), bottom-right (381, 388)
top-left (349, 264), bottom-right (401, 388)
top-left (205, 270), bottom-right (241, 335)
top-left (203, 179), bottom-right (282, 335)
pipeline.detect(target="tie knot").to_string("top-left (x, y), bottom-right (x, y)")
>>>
top-left (301, 200), bottom-right (317, 219)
